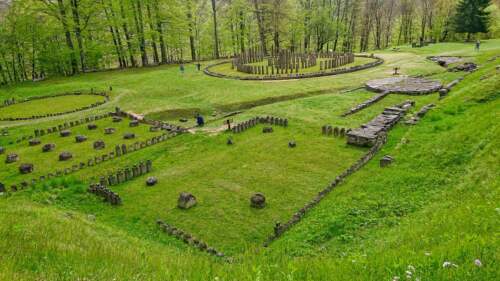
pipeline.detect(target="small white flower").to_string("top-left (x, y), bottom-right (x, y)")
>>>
top-left (406, 270), bottom-right (413, 276)
top-left (474, 259), bottom-right (482, 267)
top-left (443, 261), bottom-right (458, 268)
top-left (424, 252), bottom-right (431, 256)
top-left (392, 276), bottom-right (400, 281)
top-left (407, 265), bottom-right (415, 272)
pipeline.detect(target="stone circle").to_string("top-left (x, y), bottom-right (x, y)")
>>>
top-left (104, 127), bottom-right (116, 134)
top-left (29, 139), bottom-right (41, 146)
top-left (59, 152), bottom-right (73, 161)
top-left (5, 153), bottom-right (19, 163)
top-left (75, 135), bottom-right (88, 143)
top-left (146, 176), bottom-right (158, 186)
top-left (60, 130), bottom-right (71, 137)
top-left (178, 192), bottom-right (197, 209)
top-left (366, 77), bottom-right (442, 94)
top-left (42, 143), bottom-right (56, 152)
top-left (19, 163), bottom-right (34, 174)
top-left (250, 193), bottom-right (266, 209)
top-left (93, 140), bottom-right (106, 150)
top-left (123, 133), bottom-right (135, 140)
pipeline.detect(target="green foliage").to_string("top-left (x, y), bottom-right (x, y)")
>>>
top-left (453, 0), bottom-right (492, 36)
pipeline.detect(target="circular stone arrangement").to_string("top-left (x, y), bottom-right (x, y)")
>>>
top-left (0, 92), bottom-right (109, 121)
top-left (366, 77), bottom-right (442, 95)
top-left (204, 54), bottom-right (383, 81)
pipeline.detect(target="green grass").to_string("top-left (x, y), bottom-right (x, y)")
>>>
top-left (0, 94), bottom-right (106, 119)
top-left (0, 40), bottom-right (498, 280)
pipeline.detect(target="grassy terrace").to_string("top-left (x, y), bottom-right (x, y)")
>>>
top-left (0, 41), bottom-right (498, 280)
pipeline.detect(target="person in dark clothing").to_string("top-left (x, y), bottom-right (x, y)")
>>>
top-left (196, 114), bottom-right (205, 127)
top-left (196, 63), bottom-right (201, 71)
top-left (475, 40), bottom-right (481, 51)
top-left (180, 63), bottom-right (185, 74)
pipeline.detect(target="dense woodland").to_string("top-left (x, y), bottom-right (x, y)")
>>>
top-left (0, 0), bottom-right (498, 84)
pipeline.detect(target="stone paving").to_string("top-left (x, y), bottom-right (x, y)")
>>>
top-left (366, 77), bottom-right (442, 95)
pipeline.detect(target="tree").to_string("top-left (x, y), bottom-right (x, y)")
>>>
top-left (454, 0), bottom-right (492, 40)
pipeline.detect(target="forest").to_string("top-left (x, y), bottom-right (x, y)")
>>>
top-left (0, 0), bottom-right (498, 83)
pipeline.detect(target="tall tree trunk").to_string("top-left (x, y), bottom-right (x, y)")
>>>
top-left (239, 10), bottom-right (245, 53)
top-left (57, 0), bottom-right (78, 74)
top-left (102, 0), bottom-right (126, 68)
top-left (186, 1), bottom-right (196, 61)
top-left (146, 2), bottom-right (159, 64)
top-left (119, 0), bottom-right (137, 67)
top-left (70, 0), bottom-right (86, 72)
top-left (211, 0), bottom-right (220, 59)
top-left (153, 0), bottom-right (167, 64)
top-left (252, 0), bottom-right (267, 55)
top-left (132, 0), bottom-right (148, 66)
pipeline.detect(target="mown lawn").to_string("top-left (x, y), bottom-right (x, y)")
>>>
top-left (0, 40), bottom-right (498, 280)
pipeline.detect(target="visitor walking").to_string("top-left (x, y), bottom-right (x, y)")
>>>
top-left (180, 63), bottom-right (185, 74)
top-left (196, 62), bottom-right (201, 71)
top-left (475, 40), bottom-right (481, 51)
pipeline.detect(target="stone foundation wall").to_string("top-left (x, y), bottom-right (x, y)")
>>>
top-left (231, 116), bottom-right (288, 134)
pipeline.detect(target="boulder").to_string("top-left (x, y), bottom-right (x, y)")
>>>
top-left (60, 130), bottom-right (71, 137)
top-left (227, 138), bottom-right (233, 145)
top-left (93, 140), bottom-right (106, 150)
top-left (146, 176), bottom-right (158, 186)
top-left (5, 153), bottom-right (19, 163)
top-left (129, 120), bottom-right (140, 127)
top-left (42, 143), bottom-right (56, 152)
top-left (178, 192), bottom-right (197, 209)
top-left (59, 152), bottom-right (73, 161)
top-left (288, 141), bottom-right (296, 148)
top-left (29, 139), bottom-right (41, 146)
top-left (262, 127), bottom-right (274, 133)
top-left (380, 155), bottom-right (394, 167)
top-left (123, 133), bottom-right (135, 140)
top-left (75, 135), bottom-right (87, 143)
top-left (250, 193), bottom-right (266, 208)
top-left (88, 124), bottom-right (98, 130)
top-left (104, 127), bottom-right (116, 135)
top-left (19, 163), bottom-right (34, 174)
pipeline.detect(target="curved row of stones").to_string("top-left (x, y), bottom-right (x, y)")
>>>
top-left (341, 91), bottom-right (390, 117)
top-left (0, 92), bottom-right (109, 121)
top-left (157, 220), bottom-right (225, 258)
top-left (0, 117), bottom-right (182, 193)
top-left (204, 55), bottom-right (384, 81)
top-left (231, 116), bottom-right (288, 134)
top-left (232, 47), bottom-right (354, 75)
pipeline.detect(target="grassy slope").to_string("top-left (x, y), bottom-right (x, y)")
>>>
top-left (0, 41), bottom-right (498, 280)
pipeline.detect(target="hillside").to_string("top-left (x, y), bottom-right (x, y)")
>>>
top-left (0, 41), bottom-right (498, 280)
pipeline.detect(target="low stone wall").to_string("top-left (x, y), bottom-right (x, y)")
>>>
top-left (204, 55), bottom-right (384, 81)
top-left (97, 160), bottom-right (152, 187)
top-left (0, 92), bottom-right (109, 121)
top-left (341, 91), bottom-right (390, 117)
top-left (438, 78), bottom-right (463, 99)
top-left (321, 125), bottom-right (349, 137)
top-left (157, 220), bottom-right (225, 258)
top-left (88, 183), bottom-right (121, 205)
top-left (263, 133), bottom-right (388, 246)
top-left (231, 116), bottom-right (288, 134)
top-left (405, 104), bottom-right (435, 125)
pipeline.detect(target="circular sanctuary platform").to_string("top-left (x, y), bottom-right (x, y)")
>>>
top-left (204, 51), bottom-right (383, 81)
top-left (0, 92), bottom-right (109, 121)
top-left (366, 77), bottom-right (443, 95)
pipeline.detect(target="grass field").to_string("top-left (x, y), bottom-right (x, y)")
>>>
top-left (0, 94), bottom-right (107, 119)
top-left (0, 40), bottom-right (498, 280)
